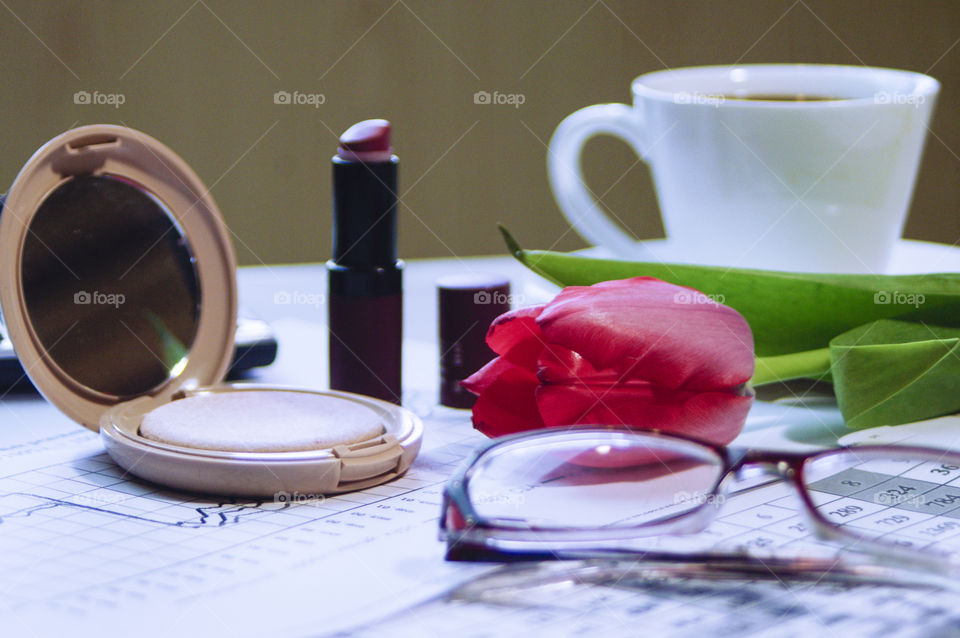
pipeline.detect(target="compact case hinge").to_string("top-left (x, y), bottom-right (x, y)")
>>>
top-left (333, 434), bottom-right (403, 484)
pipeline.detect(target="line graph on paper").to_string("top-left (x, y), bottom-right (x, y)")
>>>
top-left (0, 397), bottom-right (483, 618)
top-left (1, 487), bottom-right (275, 529)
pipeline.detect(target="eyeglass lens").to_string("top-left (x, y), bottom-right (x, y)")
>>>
top-left (466, 432), bottom-right (725, 530)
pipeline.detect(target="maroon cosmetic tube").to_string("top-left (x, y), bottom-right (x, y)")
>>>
top-left (437, 274), bottom-right (510, 408)
top-left (327, 120), bottom-right (403, 404)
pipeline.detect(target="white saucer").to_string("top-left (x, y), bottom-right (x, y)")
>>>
top-left (576, 238), bottom-right (960, 275)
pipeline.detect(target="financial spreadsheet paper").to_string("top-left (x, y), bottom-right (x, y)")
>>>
top-left (4, 390), bottom-right (960, 638)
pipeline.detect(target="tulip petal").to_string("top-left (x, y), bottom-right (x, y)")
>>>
top-left (461, 356), bottom-right (503, 396)
top-left (535, 382), bottom-right (750, 446)
top-left (465, 356), bottom-right (545, 437)
top-left (485, 305), bottom-right (546, 369)
top-left (537, 343), bottom-right (620, 385)
top-left (537, 277), bottom-right (754, 391)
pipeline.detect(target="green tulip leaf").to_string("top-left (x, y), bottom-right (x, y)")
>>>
top-left (830, 320), bottom-right (960, 429)
top-left (500, 225), bottom-right (960, 357)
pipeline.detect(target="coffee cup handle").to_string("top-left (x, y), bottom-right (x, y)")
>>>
top-left (548, 103), bottom-right (654, 259)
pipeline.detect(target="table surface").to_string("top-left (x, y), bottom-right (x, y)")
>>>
top-left (5, 238), bottom-right (960, 637)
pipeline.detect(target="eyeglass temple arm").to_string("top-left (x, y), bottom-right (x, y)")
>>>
top-left (447, 544), bottom-right (955, 590)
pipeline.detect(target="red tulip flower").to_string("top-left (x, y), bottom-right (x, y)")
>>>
top-left (462, 277), bottom-right (755, 445)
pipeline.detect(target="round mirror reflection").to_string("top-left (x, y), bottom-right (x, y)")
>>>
top-left (21, 174), bottom-right (200, 397)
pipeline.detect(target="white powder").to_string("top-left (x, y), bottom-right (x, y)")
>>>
top-left (140, 391), bottom-right (384, 452)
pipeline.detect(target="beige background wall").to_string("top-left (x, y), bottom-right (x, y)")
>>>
top-left (0, 1), bottom-right (957, 265)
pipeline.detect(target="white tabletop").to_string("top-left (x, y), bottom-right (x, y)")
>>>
top-left (4, 238), bottom-right (960, 637)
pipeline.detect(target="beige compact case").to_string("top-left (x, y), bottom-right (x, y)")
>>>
top-left (0, 125), bottom-right (422, 497)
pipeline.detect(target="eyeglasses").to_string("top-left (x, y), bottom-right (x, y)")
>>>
top-left (440, 426), bottom-right (960, 587)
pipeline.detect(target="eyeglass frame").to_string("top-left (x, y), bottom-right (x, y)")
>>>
top-left (440, 425), bottom-right (960, 582)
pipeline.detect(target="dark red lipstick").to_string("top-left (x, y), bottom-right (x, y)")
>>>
top-left (337, 119), bottom-right (393, 160)
top-left (327, 119), bottom-right (403, 404)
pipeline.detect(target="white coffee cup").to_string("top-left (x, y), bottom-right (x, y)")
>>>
top-left (548, 64), bottom-right (940, 273)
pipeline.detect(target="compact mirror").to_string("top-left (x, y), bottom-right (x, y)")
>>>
top-left (22, 174), bottom-right (200, 397)
top-left (1, 124), bottom-right (237, 428)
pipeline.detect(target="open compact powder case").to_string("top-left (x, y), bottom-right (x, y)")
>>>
top-left (0, 124), bottom-right (422, 497)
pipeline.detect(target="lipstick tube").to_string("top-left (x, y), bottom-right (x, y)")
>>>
top-left (327, 119), bottom-right (403, 404)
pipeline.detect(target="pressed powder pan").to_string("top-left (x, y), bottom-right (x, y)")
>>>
top-left (0, 125), bottom-right (421, 497)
